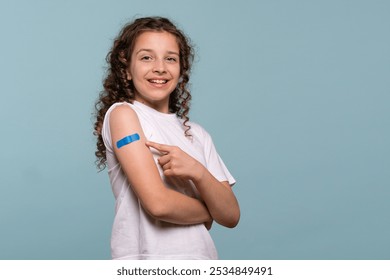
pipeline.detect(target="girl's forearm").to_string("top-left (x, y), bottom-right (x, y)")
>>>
top-left (192, 164), bottom-right (240, 228)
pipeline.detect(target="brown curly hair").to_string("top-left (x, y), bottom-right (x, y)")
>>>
top-left (94, 17), bottom-right (194, 170)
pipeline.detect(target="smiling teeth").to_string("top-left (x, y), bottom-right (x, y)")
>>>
top-left (150, 80), bottom-right (167, 84)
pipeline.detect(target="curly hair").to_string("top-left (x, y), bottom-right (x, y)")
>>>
top-left (94, 17), bottom-right (194, 170)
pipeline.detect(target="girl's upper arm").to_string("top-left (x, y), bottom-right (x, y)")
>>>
top-left (109, 104), bottom-right (167, 216)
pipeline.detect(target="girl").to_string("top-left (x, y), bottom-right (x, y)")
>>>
top-left (94, 17), bottom-right (239, 260)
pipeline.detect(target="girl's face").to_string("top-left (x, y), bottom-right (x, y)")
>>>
top-left (127, 31), bottom-right (181, 113)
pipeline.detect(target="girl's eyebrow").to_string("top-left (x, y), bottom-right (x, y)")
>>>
top-left (136, 48), bottom-right (179, 56)
top-left (167, 51), bottom-right (180, 56)
top-left (136, 48), bottom-right (153, 54)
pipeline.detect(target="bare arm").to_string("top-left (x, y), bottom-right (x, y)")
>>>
top-left (192, 171), bottom-right (240, 228)
top-left (146, 141), bottom-right (240, 228)
top-left (109, 104), bottom-right (211, 225)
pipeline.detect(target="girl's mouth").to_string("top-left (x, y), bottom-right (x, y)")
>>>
top-left (149, 79), bottom-right (168, 84)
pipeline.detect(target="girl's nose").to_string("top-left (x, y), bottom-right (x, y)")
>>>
top-left (152, 59), bottom-right (167, 74)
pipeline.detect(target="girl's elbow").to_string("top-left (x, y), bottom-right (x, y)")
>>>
top-left (227, 213), bottom-right (240, 228)
top-left (141, 194), bottom-right (171, 220)
top-left (147, 203), bottom-right (170, 220)
top-left (140, 188), bottom-right (172, 220)
top-left (220, 209), bottom-right (240, 228)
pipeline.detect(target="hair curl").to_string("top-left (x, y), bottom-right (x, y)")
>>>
top-left (94, 17), bottom-right (194, 170)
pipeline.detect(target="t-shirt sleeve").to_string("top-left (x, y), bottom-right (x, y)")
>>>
top-left (101, 102), bottom-right (130, 153)
top-left (202, 128), bottom-right (236, 187)
top-left (102, 105), bottom-right (115, 154)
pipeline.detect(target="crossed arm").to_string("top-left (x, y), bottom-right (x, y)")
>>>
top-left (109, 104), bottom-right (240, 228)
top-left (146, 141), bottom-right (240, 228)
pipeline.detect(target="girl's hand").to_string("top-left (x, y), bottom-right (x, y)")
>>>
top-left (145, 141), bottom-right (205, 181)
top-left (146, 140), bottom-right (240, 228)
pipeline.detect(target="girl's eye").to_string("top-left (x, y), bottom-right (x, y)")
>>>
top-left (141, 56), bottom-right (152, 61)
top-left (166, 57), bottom-right (177, 62)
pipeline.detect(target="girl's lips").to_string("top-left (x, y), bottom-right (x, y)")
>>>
top-left (148, 79), bottom-right (168, 84)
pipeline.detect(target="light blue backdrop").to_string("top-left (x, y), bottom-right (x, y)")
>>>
top-left (0, 0), bottom-right (389, 259)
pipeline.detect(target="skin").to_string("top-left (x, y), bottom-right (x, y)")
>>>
top-left (126, 31), bottom-right (180, 113)
top-left (146, 141), bottom-right (240, 228)
top-left (110, 31), bottom-right (240, 228)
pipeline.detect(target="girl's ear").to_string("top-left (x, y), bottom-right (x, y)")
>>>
top-left (126, 70), bottom-right (132, 80)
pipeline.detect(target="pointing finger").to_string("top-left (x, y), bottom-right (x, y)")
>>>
top-left (145, 141), bottom-right (173, 154)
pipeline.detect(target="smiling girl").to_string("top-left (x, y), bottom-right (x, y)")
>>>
top-left (94, 17), bottom-right (239, 260)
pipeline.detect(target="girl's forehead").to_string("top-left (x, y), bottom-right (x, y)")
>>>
top-left (133, 31), bottom-right (179, 51)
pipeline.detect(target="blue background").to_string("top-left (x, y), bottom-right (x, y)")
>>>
top-left (0, 0), bottom-right (389, 259)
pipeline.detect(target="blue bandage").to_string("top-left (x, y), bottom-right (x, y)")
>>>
top-left (116, 133), bottom-right (140, 148)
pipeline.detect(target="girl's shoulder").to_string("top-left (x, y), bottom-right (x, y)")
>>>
top-left (103, 102), bottom-right (139, 133)
top-left (107, 101), bottom-right (135, 113)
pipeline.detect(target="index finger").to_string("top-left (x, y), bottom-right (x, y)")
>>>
top-left (145, 141), bottom-right (173, 154)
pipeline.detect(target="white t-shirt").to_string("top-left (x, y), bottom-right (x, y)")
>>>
top-left (102, 101), bottom-right (235, 260)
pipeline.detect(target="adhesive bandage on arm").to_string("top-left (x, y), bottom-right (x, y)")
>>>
top-left (116, 133), bottom-right (140, 149)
